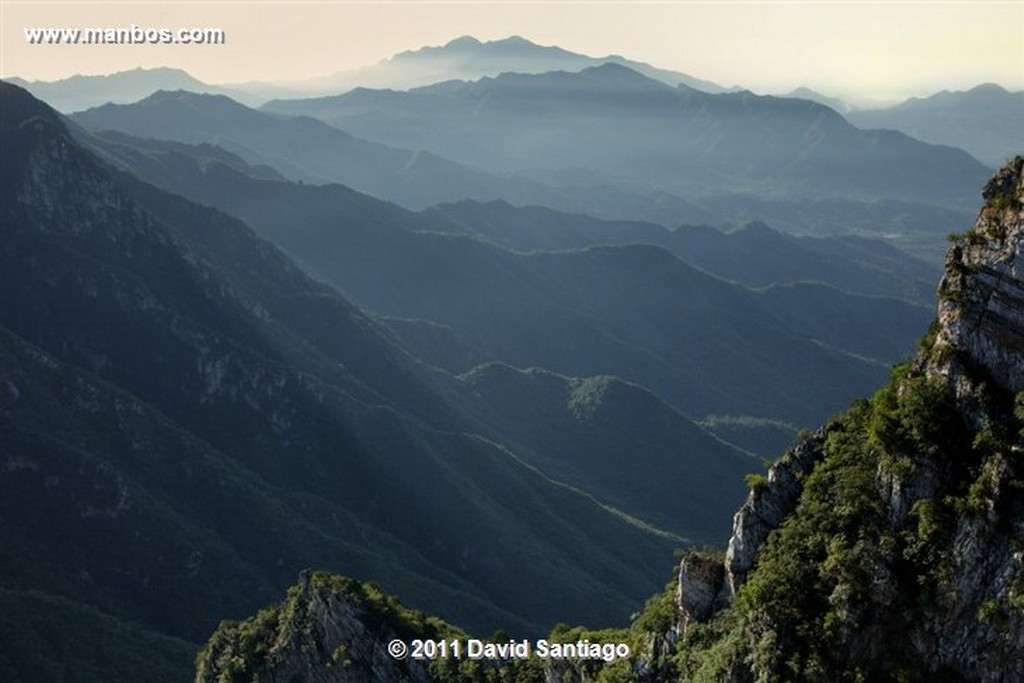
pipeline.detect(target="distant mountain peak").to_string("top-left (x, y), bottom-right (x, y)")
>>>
top-left (398, 34), bottom-right (554, 60)
top-left (441, 34), bottom-right (549, 50)
top-left (585, 62), bottom-right (642, 75)
top-left (579, 62), bottom-right (670, 87)
top-left (443, 34), bottom-right (482, 48)
top-left (133, 89), bottom-right (244, 110)
top-left (11, 65), bottom-right (194, 85)
top-left (462, 62), bottom-right (671, 97)
top-left (968, 82), bottom-right (1009, 94)
top-left (145, 88), bottom-right (218, 99)
top-left (318, 34), bottom-right (733, 95)
top-left (784, 86), bottom-right (851, 113)
top-left (846, 82), bottom-right (1020, 166)
top-left (4, 67), bottom-right (265, 113)
top-left (142, 88), bottom-right (194, 101)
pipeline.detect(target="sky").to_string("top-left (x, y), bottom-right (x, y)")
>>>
top-left (3, 1), bottom-right (1022, 103)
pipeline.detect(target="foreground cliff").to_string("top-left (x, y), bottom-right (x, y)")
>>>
top-left (196, 161), bottom-right (1024, 682)
top-left (670, 158), bottom-right (1024, 681)
top-left (674, 157), bottom-right (1024, 681)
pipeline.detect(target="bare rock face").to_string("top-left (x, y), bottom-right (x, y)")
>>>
top-left (721, 426), bottom-right (829, 598)
top-left (672, 427), bottom-right (830, 638)
top-left (676, 551), bottom-right (724, 637)
top-left (195, 572), bottom-right (435, 683)
top-left (914, 163), bottom-right (1024, 680)
top-left (933, 156), bottom-right (1024, 399)
top-left (914, 162), bottom-right (1024, 682)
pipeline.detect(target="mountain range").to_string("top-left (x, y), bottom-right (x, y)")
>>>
top-left (70, 89), bottom-right (723, 228)
top-left (8, 36), bottom-right (732, 114)
top-left (70, 75), bottom-right (982, 260)
top-left (268, 34), bottom-right (735, 96)
top-left (4, 31), bottom-right (1020, 683)
top-left (0, 82), bottom-right (945, 682)
top-left (2, 82), bottom-right (709, 680)
top-left (847, 83), bottom-right (1024, 168)
top-left (423, 200), bottom-right (938, 304)
top-left (193, 158), bottom-right (1024, 683)
top-left (262, 62), bottom-right (988, 209)
top-left (7, 67), bottom-right (264, 112)
top-left (12, 33), bottom-right (1019, 179)
top-left (11, 70), bottom-right (944, 680)
top-left (776, 83), bottom-right (1023, 170)
top-left (80, 127), bottom-right (934, 432)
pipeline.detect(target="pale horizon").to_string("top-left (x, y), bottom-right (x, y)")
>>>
top-left (3, 1), bottom-right (1022, 105)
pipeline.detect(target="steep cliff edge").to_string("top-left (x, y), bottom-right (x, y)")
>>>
top-left (676, 157), bottom-right (1024, 681)
top-left (932, 157), bottom-right (1024, 399)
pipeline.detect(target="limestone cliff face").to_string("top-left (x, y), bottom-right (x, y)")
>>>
top-left (676, 426), bottom-right (829, 636)
top-left (720, 427), bottom-right (829, 599)
top-left (932, 157), bottom-right (1024, 399)
top-left (677, 157), bottom-right (1024, 681)
top-left (910, 156), bottom-right (1024, 680)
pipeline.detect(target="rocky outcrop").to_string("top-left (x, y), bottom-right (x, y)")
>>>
top-left (908, 155), bottom-right (1024, 681)
top-left (720, 427), bottom-right (830, 598)
top-left (195, 572), bottom-right (437, 683)
top-left (676, 551), bottom-right (724, 637)
top-left (676, 425), bottom-right (831, 628)
top-left (931, 156), bottom-right (1024, 400)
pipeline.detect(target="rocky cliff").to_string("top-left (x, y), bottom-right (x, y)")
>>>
top-left (675, 157), bottom-right (1024, 681)
top-left (932, 157), bottom-right (1024, 398)
top-left (196, 572), bottom-right (441, 683)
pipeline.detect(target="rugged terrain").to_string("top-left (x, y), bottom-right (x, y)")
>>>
top-left (196, 158), bottom-right (1024, 682)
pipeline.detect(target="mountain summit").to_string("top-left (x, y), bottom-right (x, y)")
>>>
top-left (273, 34), bottom-right (733, 95)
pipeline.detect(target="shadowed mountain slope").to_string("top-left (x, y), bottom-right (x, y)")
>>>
top-left (1, 81), bottom-right (700, 680)
top-left (70, 90), bottom-right (720, 226)
top-left (77, 129), bottom-right (932, 427)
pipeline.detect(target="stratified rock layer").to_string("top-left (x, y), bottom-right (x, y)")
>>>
top-left (933, 157), bottom-right (1024, 397)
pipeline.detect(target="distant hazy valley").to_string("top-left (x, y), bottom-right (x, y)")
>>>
top-left (2, 34), bottom-right (1022, 682)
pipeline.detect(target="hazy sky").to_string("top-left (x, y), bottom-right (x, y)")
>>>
top-left (3, 1), bottom-right (1022, 102)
